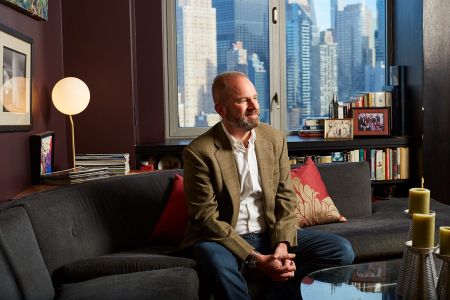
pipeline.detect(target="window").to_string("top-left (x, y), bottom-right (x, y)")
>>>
top-left (164, 0), bottom-right (386, 137)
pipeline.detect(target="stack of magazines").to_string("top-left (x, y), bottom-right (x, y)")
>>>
top-left (75, 153), bottom-right (130, 176)
top-left (40, 167), bottom-right (110, 185)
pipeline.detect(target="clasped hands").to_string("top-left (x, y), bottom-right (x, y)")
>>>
top-left (254, 243), bottom-right (296, 281)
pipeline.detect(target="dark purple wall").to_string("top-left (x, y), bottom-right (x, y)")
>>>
top-left (134, 0), bottom-right (165, 144)
top-left (0, 0), bottom-right (166, 203)
top-left (60, 1), bottom-right (136, 165)
top-left (0, 0), bottom-right (66, 203)
top-left (60, 0), bottom-right (166, 168)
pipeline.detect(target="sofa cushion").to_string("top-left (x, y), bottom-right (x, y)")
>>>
top-left (0, 207), bottom-right (55, 300)
top-left (57, 267), bottom-right (199, 300)
top-left (291, 157), bottom-right (347, 227)
top-left (317, 161), bottom-right (372, 219)
top-left (150, 174), bottom-right (187, 244)
top-left (17, 170), bottom-right (180, 276)
top-left (308, 198), bottom-right (450, 262)
top-left (54, 247), bottom-right (197, 284)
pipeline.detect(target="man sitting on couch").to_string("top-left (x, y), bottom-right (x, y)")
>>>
top-left (181, 71), bottom-right (354, 300)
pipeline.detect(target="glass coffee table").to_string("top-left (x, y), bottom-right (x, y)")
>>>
top-left (301, 259), bottom-right (400, 300)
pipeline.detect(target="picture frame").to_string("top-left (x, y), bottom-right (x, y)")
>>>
top-left (0, 0), bottom-right (48, 21)
top-left (353, 107), bottom-right (390, 136)
top-left (0, 23), bottom-right (33, 132)
top-left (30, 131), bottom-right (54, 184)
top-left (324, 118), bottom-right (353, 139)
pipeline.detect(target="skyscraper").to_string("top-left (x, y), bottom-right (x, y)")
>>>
top-left (226, 41), bottom-right (248, 75)
top-left (176, 0), bottom-right (217, 127)
top-left (330, 0), bottom-right (344, 31)
top-left (213, 0), bottom-right (269, 75)
top-left (248, 53), bottom-right (269, 121)
top-left (375, 0), bottom-right (386, 64)
top-left (286, 2), bottom-right (313, 129)
top-left (315, 30), bottom-right (337, 117)
top-left (213, 0), bottom-right (269, 123)
top-left (336, 3), bottom-right (373, 101)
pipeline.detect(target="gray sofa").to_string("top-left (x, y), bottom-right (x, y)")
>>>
top-left (1, 161), bottom-right (449, 300)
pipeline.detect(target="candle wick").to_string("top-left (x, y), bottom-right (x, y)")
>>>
top-left (421, 177), bottom-right (424, 189)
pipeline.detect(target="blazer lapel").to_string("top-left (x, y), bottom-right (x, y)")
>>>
top-left (214, 125), bottom-right (241, 226)
top-left (255, 127), bottom-right (274, 203)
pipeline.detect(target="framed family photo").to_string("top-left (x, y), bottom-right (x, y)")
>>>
top-left (0, 22), bottom-right (33, 132)
top-left (353, 107), bottom-right (390, 136)
top-left (324, 119), bottom-right (353, 139)
top-left (30, 131), bottom-right (54, 184)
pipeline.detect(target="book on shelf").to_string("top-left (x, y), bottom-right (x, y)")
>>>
top-left (368, 147), bottom-right (409, 181)
top-left (298, 130), bottom-right (324, 137)
top-left (75, 153), bottom-right (130, 176)
top-left (288, 146), bottom-right (409, 182)
top-left (304, 118), bottom-right (325, 126)
top-left (41, 167), bottom-right (110, 185)
top-left (302, 125), bottom-right (324, 131)
top-left (350, 92), bottom-right (392, 108)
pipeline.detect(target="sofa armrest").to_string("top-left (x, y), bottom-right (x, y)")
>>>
top-left (317, 162), bottom-right (372, 218)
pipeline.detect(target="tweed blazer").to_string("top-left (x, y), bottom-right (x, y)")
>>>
top-left (180, 122), bottom-right (298, 261)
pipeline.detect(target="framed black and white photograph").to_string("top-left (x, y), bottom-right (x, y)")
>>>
top-left (30, 131), bottom-right (55, 184)
top-left (0, 22), bottom-right (33, 132)
top-left (353, 107), bottom-right (390, 136)
top-left (324, 119), bottom-right (353, 139)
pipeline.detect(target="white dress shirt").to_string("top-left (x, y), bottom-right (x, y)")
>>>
top-left (222, 124), bottom-right (267, 235)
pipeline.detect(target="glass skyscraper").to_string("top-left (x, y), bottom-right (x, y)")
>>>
top-left (176, 0), bottom-right (217, 127)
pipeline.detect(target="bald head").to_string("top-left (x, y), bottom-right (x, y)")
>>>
top-left (212, 71), bottom-right (248, 105)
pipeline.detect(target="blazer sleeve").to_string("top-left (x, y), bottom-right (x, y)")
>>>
top-left (182, 145), bottom-right (254, 261)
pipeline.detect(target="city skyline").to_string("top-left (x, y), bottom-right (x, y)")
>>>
top-left (175, 0), bottom-right (384, 129)
top-left (315, 0), bottom-right (378, 31)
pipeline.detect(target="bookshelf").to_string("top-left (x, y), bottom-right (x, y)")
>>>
top-left (286, 136), bottom-right (410, 152)
top-left (135, 136), bottom-right (414, 197)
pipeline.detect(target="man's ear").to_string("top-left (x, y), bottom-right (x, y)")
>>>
top-left (215, 103), bottom-right (224, 117)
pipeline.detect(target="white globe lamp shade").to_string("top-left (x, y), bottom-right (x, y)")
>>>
top-left (52, 77), bottom-right (90, 115)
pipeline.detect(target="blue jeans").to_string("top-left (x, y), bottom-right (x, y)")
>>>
top-left (191, 229), bottom-right (355, 300)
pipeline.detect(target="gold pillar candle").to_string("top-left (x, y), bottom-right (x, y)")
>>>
top-left (440, 226), bottom-right (450, 255)
top-left (409, 188), bottom-right (430, 214)
top-left (412, 213), bottom-right (435, 248)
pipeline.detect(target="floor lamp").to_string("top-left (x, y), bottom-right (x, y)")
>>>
top-left (51, 77), bottom-right (90, 169)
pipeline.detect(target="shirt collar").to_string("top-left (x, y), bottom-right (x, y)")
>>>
top-left (221, 122), bottom-right (256, 151)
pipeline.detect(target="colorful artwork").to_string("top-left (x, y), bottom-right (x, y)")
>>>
top-left (0, 0), bottom-right (48, 21)
top-left (40, 134), bottom-right (52, 174)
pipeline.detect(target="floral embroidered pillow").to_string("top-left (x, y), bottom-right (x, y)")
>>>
top-left (290, 157), bottom-right (347, 227)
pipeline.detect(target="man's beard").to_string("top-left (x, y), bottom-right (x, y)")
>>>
top-left (227, 111), bottom-right (260, 131)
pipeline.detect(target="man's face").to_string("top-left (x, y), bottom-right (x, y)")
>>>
top-left (216, 76), bottom-right (260, 133)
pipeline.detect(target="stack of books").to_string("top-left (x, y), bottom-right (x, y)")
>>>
top-left (75, 153), bottom-right (130, 176)
top-left (40, 167), bottom-right (110, 185)
top-left (298, 118), bottom-right (325, 137)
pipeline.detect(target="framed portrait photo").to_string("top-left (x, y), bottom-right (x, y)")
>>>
top-left (30, 131), bottom-right (55, 184)
top-left (353, 107), bottom-right (390, 136)
top-left (324, 119), bottom-right (353, 139)
top-left (0, 22), bottom-right (33, 132)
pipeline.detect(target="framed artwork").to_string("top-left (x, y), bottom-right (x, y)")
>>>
top-left (30, 131), bottom-right (54, 184)
top-left (324, 119), bottom-right (353, 139)
top-left (0, 0), bottom-right (48, 21)
top-left (0, 22), bottom-right (33, 132)
top-left (353, 107), bottom-right (390, 136)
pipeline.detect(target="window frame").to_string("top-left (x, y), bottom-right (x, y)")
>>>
top-left (163, 0), bottom-right (390, 139)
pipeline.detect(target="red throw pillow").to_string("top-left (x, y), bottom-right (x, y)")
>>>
top-left (150, 174), bottom-right (187, 244)
top-left (290, 157), bottom-right (347, 227)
